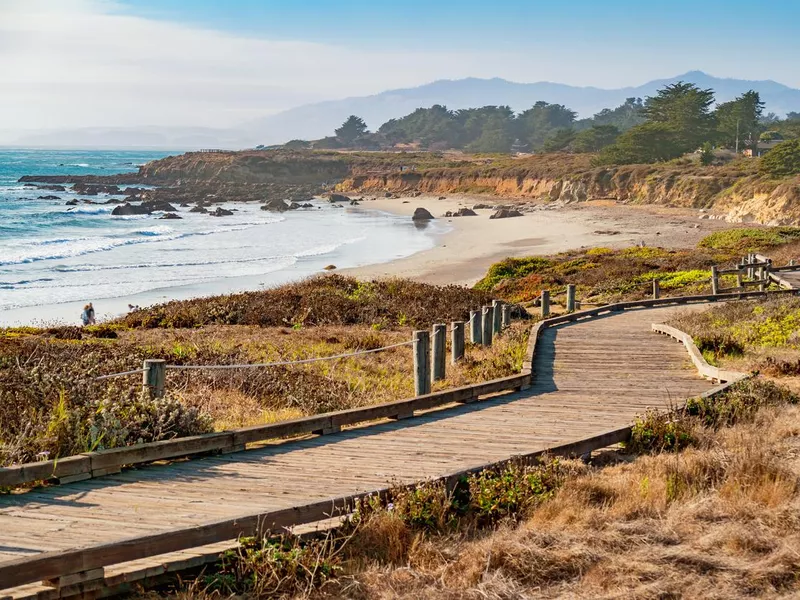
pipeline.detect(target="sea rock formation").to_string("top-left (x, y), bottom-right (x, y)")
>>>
top-left (209, 207), bottom-right (233, 217)
top-left (412, 207), bottom-right (435, 220)
top-left (489, 208), bottom-right (523, 219)
top-left (111, 200), bottom-right (178, 216)
top-left (444, 208), bottom-right (477, 217)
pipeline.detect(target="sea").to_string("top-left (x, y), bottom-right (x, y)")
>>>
top-left (0, 149), bottom-right (442, 325)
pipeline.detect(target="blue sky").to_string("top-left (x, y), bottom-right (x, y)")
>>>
top-left (118, 0), bottom-right (798, 58)
top-left (1, 0), bottom-right (798, 136)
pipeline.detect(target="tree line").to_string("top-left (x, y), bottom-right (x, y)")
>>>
top-left (287, 83), bottom-right (800, 166)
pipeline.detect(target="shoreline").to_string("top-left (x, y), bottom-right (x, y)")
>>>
top-left (346, 194), bottom-right (732, 285)
top-left (1, 194), bottom-right (732, 327)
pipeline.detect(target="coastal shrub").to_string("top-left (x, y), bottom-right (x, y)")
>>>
top-left (629, 408), bottom-right (694, 454)
top-left (684, 379), bottom-right (798, 429)
top-left (119, 275), bottom-right (493, 330)
top-left (204, 535), bottom-right (342, 597)
top-left (629, 379), bottom-right (798, 455)
top-left (474, 257), bottom-right (553, 291)
top-left (760, 138), bottom-right (800, 177)
top-left (698, 227), bottom-right (800, 251)
top-left (671, 296), bottom-right (800, 353)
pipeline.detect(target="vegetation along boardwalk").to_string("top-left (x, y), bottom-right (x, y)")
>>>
top-left (0, 304), bottom-right (715, 595)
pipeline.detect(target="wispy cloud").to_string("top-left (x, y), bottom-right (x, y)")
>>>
top-left (0, 0), bottom-right (526, 134)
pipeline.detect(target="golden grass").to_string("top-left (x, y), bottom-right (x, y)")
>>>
top-left (316, 404), bottom-right (800, 599)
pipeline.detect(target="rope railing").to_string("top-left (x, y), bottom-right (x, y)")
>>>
top-left (94, 368), bottom-right (147, 381)
top-left (165, 340), bottom-right (414, 371)
top-left (94, 302), bottom-right (519, 398)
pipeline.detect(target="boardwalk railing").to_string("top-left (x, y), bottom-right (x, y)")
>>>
top-left (711, 252), bottom-right (800, 294)
top-left (0, 293), bottom-right (757, 592)
top-left (0, 304), bottom-right (520, 488)
top-left (652, 323), bottom-right (747, 384)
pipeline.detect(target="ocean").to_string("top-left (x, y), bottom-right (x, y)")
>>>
top-left (0, 149), bottom-right (441, 325)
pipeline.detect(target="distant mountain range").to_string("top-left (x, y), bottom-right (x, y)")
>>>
top-left (10, 71), bottom-right (800, 149)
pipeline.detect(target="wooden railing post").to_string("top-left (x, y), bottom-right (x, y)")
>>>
top-left (748, 253), bottom-right (755, 279)
top-left (652, 279), bottom-right (660, 299)
top-left (711, 266), bottom-right (719, 295)
top-left (501, 304), bottom-right (511, 328)
top-left (469, 310), bottom-right (482, 345)
top-left (413, 330), bottom-right (431, 396)
top-left (540, 290), bottom-right (550, 317)
top-left (492, 299), bottom-right (503, 335)
top-left (431, 324), bottom-right (446, 382)
top-left (736, 271), bottom-right (743, 290)
top-left (451, 321), bottom-right (465, 364)
top-left (482, 306), bottom-right (493, 346)
top-left (143, 359), bottom-right (166, 399)
top-left (566, 284), bottom-right (576, 313)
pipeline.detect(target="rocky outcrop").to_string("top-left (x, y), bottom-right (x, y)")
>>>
top-left (209, 207), bottom-right (233, 217)
top-left (189, 206), bottom-right (208, 213)
top-left (73, 183), bottom-right (121, 195)
top-left (37, 195), bottom-right (60, 200)
top-left (444, 208), bottom-right (477, 217)
top-left (111, 203), bottom-right (149, 216)
top-left (159, 213), bottom-right (182, 220)
top-left (412, 207), bottom-right (435, 221)
top-left (327, 193), bottom-right (351, 203)
top-left (490, 208), bottom-right (523, 219)
top-left (111, 200), bottom-right (177, 216)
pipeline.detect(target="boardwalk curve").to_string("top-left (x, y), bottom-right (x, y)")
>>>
top-left (0, 304), bottom-right (721, 595)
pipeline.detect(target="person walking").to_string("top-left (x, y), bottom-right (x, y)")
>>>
top-left (81, 303), bottom-right (96, 326)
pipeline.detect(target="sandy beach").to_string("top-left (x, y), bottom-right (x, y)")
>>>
top-left (1, 194), bottom-right (731, 326)
top-left (348, 194), bottom-right (731, 285)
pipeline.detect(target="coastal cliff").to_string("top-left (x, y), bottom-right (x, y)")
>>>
top-left (336, 155), bottom-right (800, 225)
top-left (20, 150), bottom-right (800, 224)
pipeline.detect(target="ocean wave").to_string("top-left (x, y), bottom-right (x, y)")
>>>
top-left (293, 235), bottom-right (367, 258)
top-left (129, 226), bottom-right (174, 236)
top-left (67, 207), bottom-right (115, 215)
top-left (52, 253), bottom-right (300, 273)
top-left (0, 220), bottom-right (282, 266)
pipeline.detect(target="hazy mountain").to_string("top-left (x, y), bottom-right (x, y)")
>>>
top-left (243, 71), bottom-right (800, 146)
top-left (10, 72), bottom-right (800, 149)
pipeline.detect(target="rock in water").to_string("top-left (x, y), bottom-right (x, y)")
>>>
top-left (209, 207), bottom-right (234, 217)
top-left (189, 206), bottom-right (209, 213)
top-left (65, 199), bottom-right (78, 206)
top-left (323, 264), bottom-right (337, 270)
top-left (412, 207), bottom-right (435, 221)
top-left (111, 202), bottom-right (150, 216)
top-left (327, 193), bottom-right (351, 203)
top-left (159, 213), bottom-right (182, 219)
top-left (261, 198), bottom-right (289, 212)
top-left (37, 195), bottom-right (60, 200)
top-left (489, 208), bottom-right (523, 220)
top-left (142, 200), bottom-right (178, 213)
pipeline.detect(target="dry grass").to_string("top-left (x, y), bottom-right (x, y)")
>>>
top-left (670, 297), bottom-right (800, 380)
top-left (154, 380), bottom-right (800, 600)
top-left (0, 317), bottom-right (529, 466)
top-left (319, 405), bottom-right (800, 599)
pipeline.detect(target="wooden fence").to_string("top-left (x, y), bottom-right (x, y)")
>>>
top-left (0, 289), bottom-right (784, 591)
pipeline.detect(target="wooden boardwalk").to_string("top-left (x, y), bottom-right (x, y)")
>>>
top-left (0, 305), bottom-right (712, 593)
